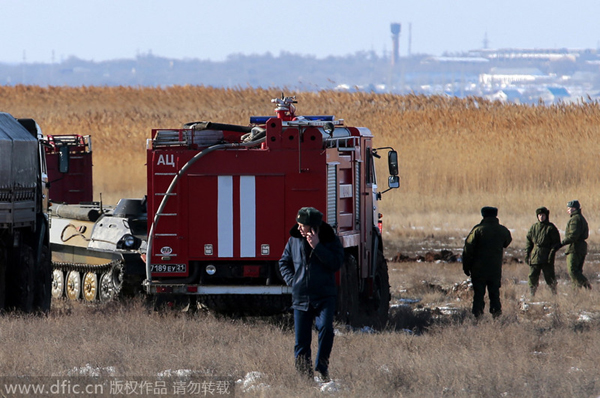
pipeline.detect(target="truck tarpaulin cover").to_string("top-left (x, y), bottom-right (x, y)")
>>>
top-left (0, 112), bottom-right (37, 189)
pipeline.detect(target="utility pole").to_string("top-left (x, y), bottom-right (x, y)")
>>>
top-left (391, 23), bottom-right (401, 67)
top-left (408, 23), bottom-right (412, 56)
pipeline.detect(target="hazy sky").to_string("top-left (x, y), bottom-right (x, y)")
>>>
top-left (2, 0), bottom-right (598, 64)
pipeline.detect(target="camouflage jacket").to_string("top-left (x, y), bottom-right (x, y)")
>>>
top-left (462, 217), bottom-right (512, 280)
top-left (561, 209), bottom-right (588, 255)
top-left (525, 219), bottom-right (561, 265)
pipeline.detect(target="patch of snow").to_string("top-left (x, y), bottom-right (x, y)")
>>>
top-left (578, 312), bottom-right (593, 322)
top-left (337, 325), bottom-right (379, 334)
top-left (378, 365), bottom-right (391, 373)
top-left (237, 371), bottom-right (270, 393)
top-left (67, 364), bottom-right (116, 377)
top-left (318, 379), bottom-right (340, 393)
top-left (334, 328), bottom-right (346, 336)
top-left (390, 304), bottom-right (413, 311)
top-left (157, 369), bottom-right (195, 378)
top-left (397, 298), bottom-right (421, 304)
top-left (434, 306), bottom-right (461, 315)
top-left (359, 326), bottom-right (376, 334)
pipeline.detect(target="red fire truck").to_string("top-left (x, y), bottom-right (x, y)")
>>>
top-left (44, 134), bottom-right (93, 204)
top-left (145, 96), bottom-right (398, 327)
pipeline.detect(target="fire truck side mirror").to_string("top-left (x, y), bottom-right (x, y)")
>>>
top-left (388, 150), bottom-right (398, 176)
top-left (388, 175), bottom-right (400, 189)
top-left (59, 145), bottom-right (70, 174)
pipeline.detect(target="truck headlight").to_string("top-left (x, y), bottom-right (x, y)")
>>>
top-left (117, 234), bottom-right (139, 249)
top-left (124, 235), bottom-right (136, 247)
top-left (205, 265), bottom-right (216, 275)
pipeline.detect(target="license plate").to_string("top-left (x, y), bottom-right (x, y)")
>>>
top-left (150, 264), bottom-right (186, 274)
top-left (243, 265), bottom-right (261, 278)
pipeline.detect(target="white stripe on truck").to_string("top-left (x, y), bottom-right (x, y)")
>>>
top-left (218, 176), bottom-right (234, 257)
top-left (239, 176), bottom-right (256, 257)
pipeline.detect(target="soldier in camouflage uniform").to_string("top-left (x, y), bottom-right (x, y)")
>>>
top-left (556, 200), bottom-right (591, 289)
top-left (525, 207), bottom-right (561, 296)
top-left (462, 207), bottom-right (512, 318)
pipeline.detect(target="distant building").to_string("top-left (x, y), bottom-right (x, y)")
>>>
top-left (421, 56), bottom-right (489, 64)
top-left (469, 48), bottom-right (581, 62)
top-left (480, 68), bottom-right (547, 86)
top-left (488, 89), bottom-right (523, 104)
top-left (545, 87), bottom-right (571, 104)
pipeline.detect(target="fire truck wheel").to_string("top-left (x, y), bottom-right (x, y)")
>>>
top-left (65, 271), bottom-right (81, 301)
top-left (51, 270), bottom-right (65, 299)
top-left (34, 244), bottom-right (52, 313)
top-left (370, 250), bottom-right (390, 329)
top-left (83, 272), bottom-right (98, 302)
top-left (337, 253), bottom-right (360, 326)
top-left (15, 244), bottom-right (35, 313)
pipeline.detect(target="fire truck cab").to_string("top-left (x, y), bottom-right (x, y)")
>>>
top-left (145, 96), bottom-right (398, 327)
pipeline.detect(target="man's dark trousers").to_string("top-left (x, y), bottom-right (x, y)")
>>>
top-left (472, 277), bottom-right (501, 317)
top-left (294, 296), bottom-right (336, 375)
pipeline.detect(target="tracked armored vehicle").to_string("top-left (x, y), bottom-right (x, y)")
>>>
top-left (49, 199), bottom-right (147, 301)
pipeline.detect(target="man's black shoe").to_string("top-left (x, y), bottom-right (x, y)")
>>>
top-left (317, 370), bottom-right (330, 383)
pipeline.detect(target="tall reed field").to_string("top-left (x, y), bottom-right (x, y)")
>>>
top-left (1, 85), bottom-right (599, 248)
top-left (2, 86), bottom-right (600, 396)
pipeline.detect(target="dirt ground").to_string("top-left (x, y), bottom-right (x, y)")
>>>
top-left (383, 235), bottom-right (600, 333)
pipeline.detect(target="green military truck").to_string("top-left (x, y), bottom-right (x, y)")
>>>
top-left (0, 113), bottom-right (51, 313)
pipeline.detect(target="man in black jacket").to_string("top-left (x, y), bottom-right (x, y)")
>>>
top-left (463, 206), bottom-right (512, 318)
top-left (279, 207), bottom-right (344, 381)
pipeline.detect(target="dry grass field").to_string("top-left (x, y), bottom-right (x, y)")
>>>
top-left (2, 86), bottom-right (600, 396)
top-left (2, 255), bottom-right (600, 397)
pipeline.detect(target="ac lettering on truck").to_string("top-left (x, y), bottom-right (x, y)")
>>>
top-left (157, 154), bottom-right (175, 167)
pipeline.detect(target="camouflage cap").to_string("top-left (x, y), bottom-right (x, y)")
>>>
top-left (567, 200), bottom-right (580, 209)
